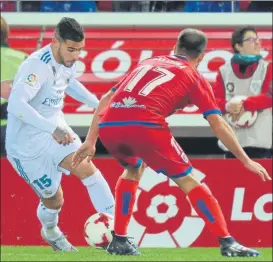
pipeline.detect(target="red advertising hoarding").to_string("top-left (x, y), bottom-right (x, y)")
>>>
top-left (7, 28), bottom-right (272, 135)
top-left (1, 158), bottom-right (272, 247)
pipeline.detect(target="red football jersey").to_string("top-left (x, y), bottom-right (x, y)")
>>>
top-left (100, 55), bottom-right (221, 126)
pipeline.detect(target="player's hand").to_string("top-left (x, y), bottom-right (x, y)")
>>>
top-left (226, 101), bottom-right (243, 114)
top-left (71, 141), bottom-right (96, 168)
top-left (244, 159), bottom-right (271, 181)
top-left (52, 126), bottom-right (74, 146)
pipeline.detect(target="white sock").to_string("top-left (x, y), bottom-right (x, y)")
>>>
top-left (37, 202), bottom-right (62, 241)
top-left (81, 169), bottom-right (115, 216)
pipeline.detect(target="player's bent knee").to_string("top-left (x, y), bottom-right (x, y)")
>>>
top-left (41, 197), bottom-right (64, 210)
top-left (126, 161), bottom-right (146, 173)
top-left (41, 187), bottom-right (64, 210)
top-left (73, 159), bottom-right (97, 180)
top-left (172, 172), bottom-right (201, 194)
top-left (139, 162), bottom-right (146, 173)
top-left (123, 162), bottom-right (146, 181)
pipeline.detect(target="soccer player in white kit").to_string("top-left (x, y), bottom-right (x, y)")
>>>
top-left (5, 17), bottom-right (114, 251)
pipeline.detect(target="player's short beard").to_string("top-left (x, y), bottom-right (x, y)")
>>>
top-left (57, 46), bottom-right (73, 68)
top-left (57, 47), bottom-right (64, 65)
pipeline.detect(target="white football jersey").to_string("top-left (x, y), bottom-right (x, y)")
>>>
top-left (6, 44), bottom-right (76, 160)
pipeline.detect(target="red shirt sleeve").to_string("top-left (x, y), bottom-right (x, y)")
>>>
top-left (243, 62), bottom-right (272, 111)
top-left (190, 75), bottom-right (222, 119)
top-left (213, 70), bottom-right (227, 113)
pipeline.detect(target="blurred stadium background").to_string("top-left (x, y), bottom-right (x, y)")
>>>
top-left (0, 1), bottom-right (272, 261)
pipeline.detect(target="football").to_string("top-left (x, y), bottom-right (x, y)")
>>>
top-left (226, 96), bottom-right (258, 128)
top-left (84, 212), bottom-right (114, 248)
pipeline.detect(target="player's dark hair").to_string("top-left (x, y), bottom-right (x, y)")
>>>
top-left (55, 17), bottom-right (84, 42)
top-left (231, 27), bottom-right (257, 53)
top-left (176, 29), bottom-right (207, 59)
top-left (1, 16), bottom-right (9, 44)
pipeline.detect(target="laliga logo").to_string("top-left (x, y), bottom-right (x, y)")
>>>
top-left (127, 167), bottom-right (208, 247)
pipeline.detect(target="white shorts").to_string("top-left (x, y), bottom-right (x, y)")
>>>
top-left (7, 135), bottom-right (82, 199)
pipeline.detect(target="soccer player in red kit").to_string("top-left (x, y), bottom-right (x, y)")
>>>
top-left (72, 29), bottom-right (271, 257)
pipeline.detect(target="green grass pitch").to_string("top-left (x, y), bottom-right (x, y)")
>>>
top-left (1, 246), bottom-right (272, 261)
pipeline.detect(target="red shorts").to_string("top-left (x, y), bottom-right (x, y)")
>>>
top-left (98, 123), bottom-right (192, 178)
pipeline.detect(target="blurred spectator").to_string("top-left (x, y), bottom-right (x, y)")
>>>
top-left (97, 1), bottom-right (112, 12)
top-left (113, 1), bottom-right (185, 12)
top-left (247, 0), bottom-right (273, 12)
top-left (0, 1), bottom-right (16, 12)
top-left (1, 16), bottom-right (28, 157)
top-left (112, 1), bottom-right (150, 12)
top-left (22, 1), bottom-right (41, 11)
top-left (40, 1), bottom-right (97, 12)
top-left (240, 0), bottom-right (251, 11)
top-left (213, 27), bottom-right (272, 158)
top-left (150, 1), bottom-right (185, 12)
top-left (1, 0), bottom-right (272, 13)
top-left (184, 1), bottom-right (240, 12)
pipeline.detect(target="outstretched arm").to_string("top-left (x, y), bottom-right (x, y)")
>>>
top-left (207, 114), bottom-right (270, 181)
top-left (86, 89), bottom-right (115, 144)
top-left (66, 79), bottom-right (99, 108)
top-left (191, 75), bottom-right (271, 181)
top-left (72, 89), bottom-right (115, 168)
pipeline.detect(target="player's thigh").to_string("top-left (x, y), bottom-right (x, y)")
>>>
top-left (47, 133), bottom-right (96, 179)
top-left (137, 128), bottom-right (193, 178)
top-left (7, 154), bottom-right (62, 199)
top-left (47, 132), bottom-right (82, 173)
top-left (59, 152), bottom-right (97, 179)
top-left (99, 126), bottom-right (142, 169)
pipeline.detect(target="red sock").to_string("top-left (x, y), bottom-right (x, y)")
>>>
top-left (114, 177), bottom-right (139, 236)
top-left (187, 184), bottom-right (230, 238)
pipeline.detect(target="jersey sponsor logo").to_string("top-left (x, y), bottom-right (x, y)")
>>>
top-left (110, 96), bottom-right (146, 109)
top-left (123, 97), bottom-right (137, 106)
top-left (25, 73), bottom-right (38, 87)
top-left (42, 97), bottom-right (63, 107)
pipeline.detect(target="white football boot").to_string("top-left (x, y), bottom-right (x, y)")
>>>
top-left (41, 228), bottom-right (78, 252)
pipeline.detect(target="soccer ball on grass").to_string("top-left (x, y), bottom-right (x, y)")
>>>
top-left (84, 212), bottom-right (114, 249)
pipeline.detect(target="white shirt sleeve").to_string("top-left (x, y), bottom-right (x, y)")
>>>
top-left (66, 79), bottom-right (99, 108)
top-left (7, 59), bottom-right (57, 134)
